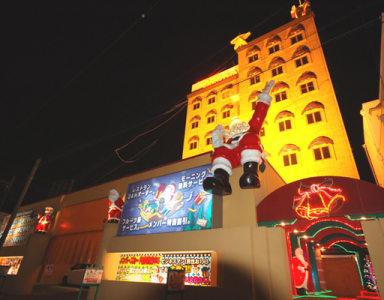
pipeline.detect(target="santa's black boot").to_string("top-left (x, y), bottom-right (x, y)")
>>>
top-left (239, 162), bottom-right (261, 189)
top-left (203, 168), bottom-right (232, 196)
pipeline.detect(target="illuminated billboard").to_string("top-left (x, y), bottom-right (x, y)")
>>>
top-left (117, 164), bottom-right (215, 236)
top-left (116, 251), bottom-right (216, 287)
top-left (0, 256), bottom-right (23, 275)
top-left (0, 208), bottom-right (40, 247)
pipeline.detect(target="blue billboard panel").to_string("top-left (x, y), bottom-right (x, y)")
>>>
top-left (117, 164), bottom-right (213, 236)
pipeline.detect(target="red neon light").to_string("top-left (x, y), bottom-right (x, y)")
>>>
top-left (293, 179), bottom-right (346, 220)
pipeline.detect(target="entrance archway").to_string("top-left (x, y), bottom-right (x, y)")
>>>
top-left (256, 176), bottom-right (384, 299)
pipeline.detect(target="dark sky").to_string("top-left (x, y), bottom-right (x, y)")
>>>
top-left (1, 0), bottom-right (383, 212)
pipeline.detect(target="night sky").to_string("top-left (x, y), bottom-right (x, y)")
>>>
top-left (1, 0), bottom-right (383, 212)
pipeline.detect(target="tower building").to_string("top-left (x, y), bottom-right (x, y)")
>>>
top-left (182, 12), bottom-right (359, 183)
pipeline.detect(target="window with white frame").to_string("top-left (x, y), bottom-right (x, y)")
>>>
top-left (306, 111), bottom-right (322, 124)
top-left (191, 121), bottom-right (199, 129)
top-left (193, 102), bottom-right (201, 110)
top-left (189, 141), bottom-right (198, 150)
top-left (283, 153), bottom-right (298, 166)
top-left (267, 36), bottom-right (282, 55)
top-left (300, 81), bottom-right (315, 94)
top-left (289, 24), bottom-right (305, 45)
top-left (272, 66), bottom-right (283, 77)
top-left (208, 96), bottom-right (216, 105)
top-left (279, 119), bottom-right (292, 132)
top-left (247, 45), bottom-right (260, 63)
top-left (207, 115), bottom-right (215, 124)
top-left (206, 137), bottom-right (212, 146)
top-left (271, 82), bottom-right (289, 103)
top-left (295, 56), bottom-right (309, 68)
top-left (313, 146), bottom-right (331, 161)
top-left (275, 90), bottom-right (288, 102)
top-left (269, 44), bottom-right (280, 54)
top-left (222, 110), bottom-right (230, 119)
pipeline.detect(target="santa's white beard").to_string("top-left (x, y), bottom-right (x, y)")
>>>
top-left (109, 195), bottom-right (119, 201)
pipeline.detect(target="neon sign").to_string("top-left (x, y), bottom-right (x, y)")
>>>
top-left (292, 179), bottom-right (346, 220)
top-left (191, 66), bottom-right (239, 92)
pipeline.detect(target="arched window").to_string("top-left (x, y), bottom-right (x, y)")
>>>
top-left (269, 57), bottom-right (285, 77)
top-left (206, 110), bottom-right (217, 125)
top-left (275, 111), bottom-right (295, 132)
top-left (288, 24), bottom-right (305, 45)
top-left (292, 46), bottom-right (311, 68)
top-left (205, 131), bottom-right (213, 146)
top-left (221, 104), bottom-right (233, 119)
top-left (188, 136), bottom-right (199, 150)
top-left (249, 91), bottom-right (261, 110)
top-left (247, 45), bottom-right (261, 63)
top-left (267, 35), bottom-right (282, 55)
top-left (207, 91), bottom-right (217, 105)
top-left (297, 71), bottom-right (317, 94)
top-left (279, 144), bottom-right (300, 166)
top-left (271, 81), bottom-right (289, 103)
top-left (190, 115), bottom-right (201, 129)
top-left (221, 84), bottom-right (233, 99)
top-left (308, 137), bottom-right (334, 161)
top-left (302, 101), bottom-right (325, 124)
top-left (248, 67), bottom-right (262, 85)
top-left (192, 97), bottom-right (202, 110)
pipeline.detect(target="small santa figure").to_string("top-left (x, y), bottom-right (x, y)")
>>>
top-left (108, 189), bottom-right (124, 223)
top-left (292, 248), bottom-right (311, 295)
top-left (35, 206), bottom-right (55, 234)
top-left (203, 80), bottom-right (274, 196)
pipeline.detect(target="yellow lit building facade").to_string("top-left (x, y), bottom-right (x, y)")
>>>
top-left (182, 12), bottom-right (359, 183)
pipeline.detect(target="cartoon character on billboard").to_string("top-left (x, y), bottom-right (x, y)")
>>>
top-left (138, 184), bottom-right (184, 222)
top-left (203, 80), bottom-right (275, 196)
top-left (150, 266), bottom-right (164, 283)
top-left (35, 206), bottom-right (55, 234)
top-left (108, 189), bottom-right (124, 223)
top-left (292, 248), bottom-right (312, 295)
top-left (160, 184), bottom-right (177, 215)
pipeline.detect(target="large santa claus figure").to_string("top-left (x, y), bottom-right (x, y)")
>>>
top-left (292, 248), bottom-right (311, 295)
top-left (203, 80), bottom-right (274, 196)
top-left (108, 189), bottom-right (124, 223)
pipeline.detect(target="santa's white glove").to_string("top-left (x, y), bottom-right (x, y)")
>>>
top-left (211, 125), bottom-right (227, 148)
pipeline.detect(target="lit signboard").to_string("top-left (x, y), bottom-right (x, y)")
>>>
top-left (117, 165), bottom-right (213, 236)
top-left (191, 66), bottom-right (239, 92)
top-left (0, 208), bottom-right (40, 247)
top-left (116, 251), bottom-right (216, 287)
top-left (0, 256), bottom-right (23, 275)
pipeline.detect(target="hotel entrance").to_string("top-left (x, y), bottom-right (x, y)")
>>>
top-left (256, 176), bottom-right (384, 299)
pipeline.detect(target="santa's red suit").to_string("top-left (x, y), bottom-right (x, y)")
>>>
top-left (203, 81), bottom-right (274, 195)
top-left (36, 215), bottom-right (52, 233)
top-left (210, 100), bottom-right (268, 175)
top-left (210, 81), bottom-right (273, 177)
top-left (292, 248), bottom-right (311, 295)
top-left (108, 189), bottom-right (124, 222)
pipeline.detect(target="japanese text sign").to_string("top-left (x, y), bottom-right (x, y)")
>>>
top-left (117, 165), bottom-right (213, 236)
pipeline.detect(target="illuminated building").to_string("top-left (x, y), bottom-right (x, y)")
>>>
top-left (361, 13), bottom-right (384, 187)
top-left (1, 9), bottom-right (384, 300)
top-left (182, 12), bottom-right (359, 183)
